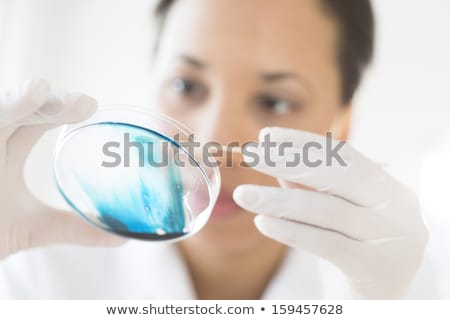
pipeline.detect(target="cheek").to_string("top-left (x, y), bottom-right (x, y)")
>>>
top-left (273, 105), bottom-right (340, 136)
top-left (292, 75), bottom-right (343, 134)
top-left (153, 86), bottom-right (180, 117)
top-left (310, 105), bottom-right (342, 134)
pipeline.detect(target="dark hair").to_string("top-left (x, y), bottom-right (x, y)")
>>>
top-left (154, 0), bottom-right (375, 104)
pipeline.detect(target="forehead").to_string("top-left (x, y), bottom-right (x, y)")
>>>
top-left (159, 0), bottom-right (338, 71)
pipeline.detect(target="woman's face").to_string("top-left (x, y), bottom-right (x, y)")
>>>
top-left (150, 0), bottom-right (351, 251)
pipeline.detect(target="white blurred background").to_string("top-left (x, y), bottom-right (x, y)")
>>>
top-left (0, 0), bottom-right (449, 297)
top-left (0, 0), bottom-right (449, 266)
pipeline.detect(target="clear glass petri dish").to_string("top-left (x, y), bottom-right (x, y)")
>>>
top-left (53, 105), bottom-right (221, 242)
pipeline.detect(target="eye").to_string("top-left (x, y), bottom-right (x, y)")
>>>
top-left (170, 77), bottom-right (207, 100)
top-left (255, 94), bottom-right (299, 115)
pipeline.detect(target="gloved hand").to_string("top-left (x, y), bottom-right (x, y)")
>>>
top-left (233, 126), bottom-right (428, 299)
top-left (0, 79), bottom-right (124, 260)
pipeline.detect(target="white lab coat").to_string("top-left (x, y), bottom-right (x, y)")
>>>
top-left (0, 231), bottom-right (446, 299)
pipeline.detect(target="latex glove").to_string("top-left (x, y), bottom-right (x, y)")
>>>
top-left (0, 79), bottom-right (124, 260)
top-left (233, 127), bottom-right (428, 299)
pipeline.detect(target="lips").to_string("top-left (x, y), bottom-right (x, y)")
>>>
top-left (211, 189), bottom-right (240, 219)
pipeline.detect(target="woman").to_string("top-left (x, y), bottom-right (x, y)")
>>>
top-left (0, 0), bottom-right (430, 299)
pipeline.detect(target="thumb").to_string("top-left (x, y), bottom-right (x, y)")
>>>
top-left (18, 91), bottom-right (98, 127)
top-left (0, 78), bottom-right (51, 126)
top-left (6, 93), bottom-right (98, 173)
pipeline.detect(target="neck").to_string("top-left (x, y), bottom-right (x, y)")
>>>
top-left (177, 237), bottom-right (287, 300)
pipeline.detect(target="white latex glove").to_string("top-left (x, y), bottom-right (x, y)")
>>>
top-left (0, 79), bottom-right (125, 260)
top-left (233, 127), bottom-right (428, 299)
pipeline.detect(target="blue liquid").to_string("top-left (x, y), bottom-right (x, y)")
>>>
top-left (73, 123), bottom-right (191, 240)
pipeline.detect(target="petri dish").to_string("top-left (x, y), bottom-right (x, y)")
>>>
top-left (53, 105), bottom-right (221, 242)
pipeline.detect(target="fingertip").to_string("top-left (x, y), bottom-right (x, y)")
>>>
top-left (232, 185), bottom-right (245, 204)
top-left (65, 92), bottom-right (98, 112)
top-left (23, 78), bottom-right (51, 106)
top-left (254, 214), bottom-right (271, 235)
top-left (77, 94), bottom-right (98, 118)
top-left (232, 184), bottom-right (261, 209)
top-left (61, 92), bottom-right (98, 123)
top-left (253, 214), bottom-right (263, 227)
top-left (258, 126), bottom-right (276, 141)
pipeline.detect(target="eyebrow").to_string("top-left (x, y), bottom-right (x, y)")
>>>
top-left (180, 55), bottom-right (207, 69)
top-left (179, 55), bottom-right (308, 87)
top-left (260, 72), bottom-right (305, 83)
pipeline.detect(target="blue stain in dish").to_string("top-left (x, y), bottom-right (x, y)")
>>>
top-left (75, 123), bottom-right (188, 240)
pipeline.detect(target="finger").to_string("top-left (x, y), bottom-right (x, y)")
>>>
top-left (277, 178), bottom-right (315, 191)
top-left (6, 92), bottom-right (97, 170)
top-left (244, 126), bottom-right (394, 207)
top-left (234, 185), bottom-right (395, 240)
top-left (0, 79), bottom-right (51, 128)
top-left (254, 215), bottom-right (364, 275)
top-left (31, 206), bottom-right (127, 248)
top-left (14, 91), bottom-right (97, 127)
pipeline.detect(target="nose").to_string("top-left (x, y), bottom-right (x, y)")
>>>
top-left (192, 97), bottom-right (256, 175)
top-left (196, 97), bottom-right (255, 148)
